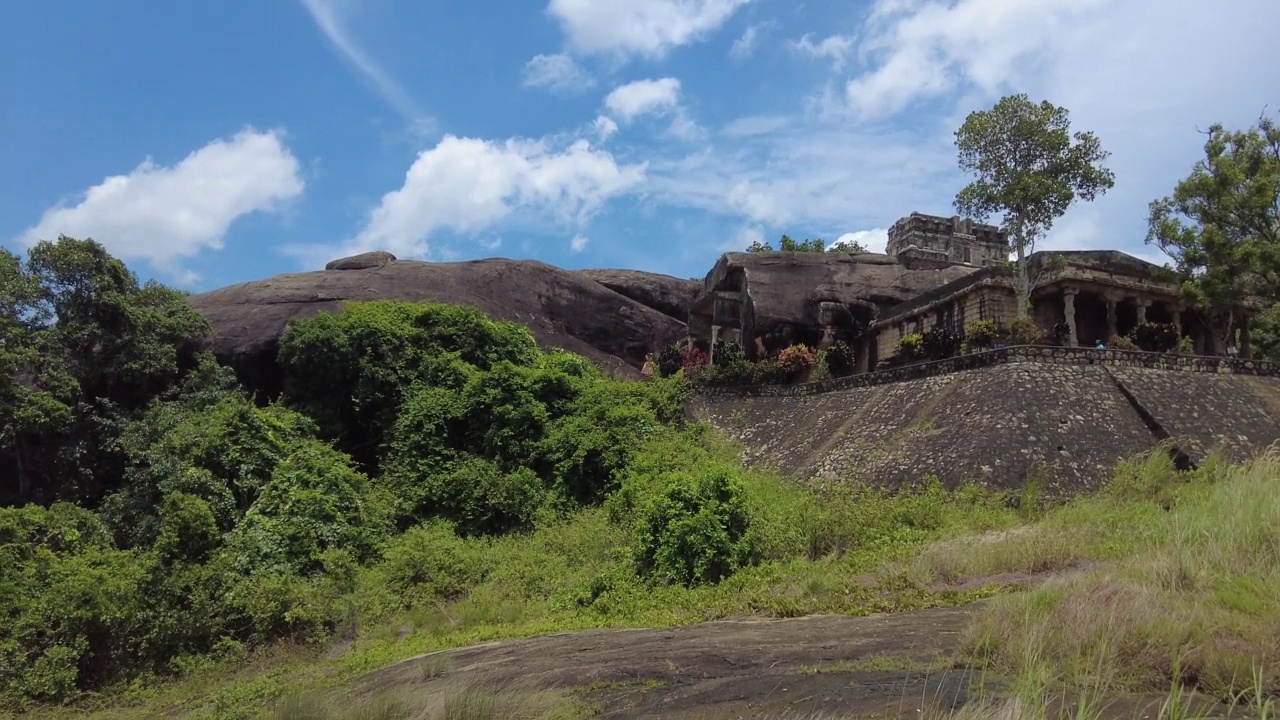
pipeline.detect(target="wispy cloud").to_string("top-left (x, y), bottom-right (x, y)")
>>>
top-left (790, 33), bottom-right (855, 71)
top-left (297, 0), bottom-right (431, 128)
top-left (522, 53), bottom-right (596, 94)
top-left (729, 21), bottom-right (774, 61)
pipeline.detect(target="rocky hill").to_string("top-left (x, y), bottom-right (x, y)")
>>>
top-left (189, 252), bottom-right (700, 395)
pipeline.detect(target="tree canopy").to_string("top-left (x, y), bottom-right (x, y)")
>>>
top-left (1, 237), bottom-right (209, 506)
top-left (954, 94), bottom-right (1115, 316)
top-left (1146, 112), bottom-right (1280, 348)
top-left (745, 234), bottom-right (868, 254)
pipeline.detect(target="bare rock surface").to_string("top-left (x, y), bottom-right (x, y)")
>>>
top-left (359, 605), bottom-right (979, 719)
top-left (355, 599), bottom-right (1234, 719)
top-left (189, 256), bottom-right (688, 394)
top-left (575, 268), bottom-right (701, 323)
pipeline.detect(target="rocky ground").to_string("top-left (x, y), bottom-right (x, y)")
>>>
top-left (354, 603), bottom-right (1230, 720)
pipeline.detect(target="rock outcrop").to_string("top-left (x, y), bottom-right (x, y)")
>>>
top-left (575, 268), bottom-right (701, 322)
top-left (189, 254), bottom-right (689, 396)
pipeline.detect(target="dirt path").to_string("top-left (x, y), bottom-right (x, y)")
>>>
top-left (359, 604), bottom-right (984, 719)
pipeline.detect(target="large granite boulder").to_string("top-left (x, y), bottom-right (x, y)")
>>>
top-left (189, 254), bottom-right (689, 396)
top-left (575, 268), bottom-right (701, 322)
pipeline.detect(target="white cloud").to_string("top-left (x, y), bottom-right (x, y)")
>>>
top-left (16, 128), bottom-right (304, 275)
top-left (666, 111), bottom-right (706, 142)
top-left (645, 0), bottom-right (1280, 263)
top-left (833, 228), bottom-right (889, 252)
top-left (298, 0), bottom-right (429, 127)
top-left (548, 0), bottom-right (752, 58)
top-left (521, 53), bottom-right (595, 93)
top-left (730, 22), bottom-right (773, 61)
top-left (604, 78), bottom-right (682, 121)
top-left (592, 115), bottom-right (619, 141)
top-left (570, 233), bottom-right (589, 252)
top-left (791, 33), bottom-right (855, 70)
top-left (729, 224), bottom-right (765, 251)
top-left (333, 135), bottom-right (645, 259)
top-left (721, 115), bottom-right (791, 138)
top-left (843, 0), bottom-right (1109, 118)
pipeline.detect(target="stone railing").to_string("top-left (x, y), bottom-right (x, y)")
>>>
top-left (695, 345), bottom-right (1280, 398)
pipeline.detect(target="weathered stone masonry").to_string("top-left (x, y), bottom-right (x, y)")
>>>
top-left (693, 348), bottom-right (1280, 494)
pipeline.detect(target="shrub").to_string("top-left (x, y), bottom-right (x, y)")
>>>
top-left (633, 468), bottom-right (756, 587)
top-left (690, 339), bottom-right (755, 386)
top-left (227, 444), bottom-right (392, 575)
top-left (777, 344), bottom-right (816, 379)
top-left (154, 492), bottom-right (220, 565)
top-left (430, 458), bottom-right (546, 537)
top-left (1107, 334), bottom-right (1139, 351)
top-left (541, 384), bottom-right (660, 505)
top-left (898, 332), bottom-right (924, 361)
top-left (655, 342), bottom-right (684, 378)
top-left (1009, 317), bottom-right (1045, 345)
top-left (964, 320), bottom-right (998, 348)
top-left (679, 345), bottom-right (708, 374)
top-left (711, 338), bottom-right (746, 368)
top-left (362, 520), bottom-right (486, 616)
top-left (922, 325), bottom-right (962, 360)
top-left (824, 340), bottom-right (856, 376)
top-left (810, 351), bottom-right (832, 381)
top-left (1130, 322), bottom-right (1179, 352)
top-left (1177, 335), bottom-right (1195, 354)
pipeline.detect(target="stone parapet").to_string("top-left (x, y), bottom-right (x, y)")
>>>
top-left (695, 345), bottom-right (1280, 398)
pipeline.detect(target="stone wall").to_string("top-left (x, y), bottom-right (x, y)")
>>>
top-left (698, 345), bottom-right (1280, 398)
top-left (691, 349), bottom-right (1280, 494)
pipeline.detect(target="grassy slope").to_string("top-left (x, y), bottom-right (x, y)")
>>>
top-left (34, 442), bottom-right (1279, 720)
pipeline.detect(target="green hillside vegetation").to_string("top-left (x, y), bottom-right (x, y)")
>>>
top-left (3, 238), bottom-right (1277, 719)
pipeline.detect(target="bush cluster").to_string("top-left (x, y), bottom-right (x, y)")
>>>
top-left (898, 332), bottom-right (924, 361)
top-left (0, 238), bottom-right (744, 707)
top-left (1130, 321), bottom-right (1179, 352)
top-left (922, 325), bottom-right (963, 360)
top-left (964, 320), bottom-right (998, 349)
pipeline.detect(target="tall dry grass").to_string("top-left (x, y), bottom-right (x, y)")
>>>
top-left (962, 449), bottom-right (1280, 703)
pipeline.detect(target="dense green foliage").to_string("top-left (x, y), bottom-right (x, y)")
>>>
top-left (1, 243), bottom-right (749, 709)
top-left (1146, 112), bottom-right (1280, 353)
top-left (1, 237), bottom-right (210, 506)
top-left (954, 94), bottom-right (1115, 317)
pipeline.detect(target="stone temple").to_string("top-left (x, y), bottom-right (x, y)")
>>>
top-left (687, 211), bottom-right (1256, 371)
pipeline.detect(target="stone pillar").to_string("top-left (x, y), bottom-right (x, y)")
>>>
top-left (1104, 293), bottom-right (1119, 340)
top-left (1062, 287), bottom-right (1079, 347)
top-left (1171, 302), bottom-right (1183, 338)
top-left (1136, 298), bottom-right (1151, 325)
top-left (1241, 314), bottom-right (1252, 358)
top-left (709, 325), bottom-right (720, 365)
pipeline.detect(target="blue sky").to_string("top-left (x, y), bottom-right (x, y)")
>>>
top-left (3, 0), bottom-right (1278, 291)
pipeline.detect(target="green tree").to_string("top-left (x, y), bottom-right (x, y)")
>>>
top-left (1, 238), bottom-right (209, 505)
top-left (1146, 112), bottom-right (1280, 351)
top-left (746, 234), bottom-right (868, 254)
top-left (277, 301), bottom-right (536, 470)
top-left (954, 94), bottom-right (1116, 317)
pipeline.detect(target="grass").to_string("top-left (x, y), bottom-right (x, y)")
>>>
top-left (962, 448), bottom-right (1280, 704)
top-left (28, 440), bottom-right (1280, 719)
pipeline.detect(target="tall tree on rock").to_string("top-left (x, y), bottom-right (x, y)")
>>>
top-left (953, 94), bottom-right (1116, 318)
top-left (1145, 112), bottom-right (1280, 352)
